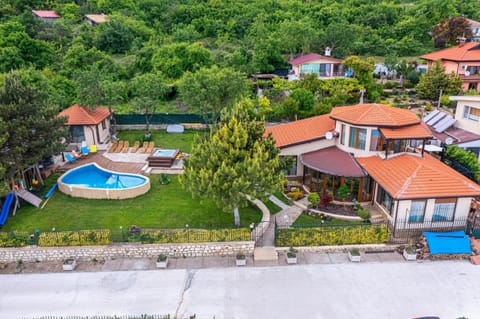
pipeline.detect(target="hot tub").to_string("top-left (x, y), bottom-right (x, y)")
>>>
top-left (58, 163), bottom-right (150, 199)
top-left (147, 149), bottom-right (180, 167)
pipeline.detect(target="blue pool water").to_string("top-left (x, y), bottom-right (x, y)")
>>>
top-left (61, 164), bottom-right (147, 189)
top-left (152, 149), bottom-right (176, 157)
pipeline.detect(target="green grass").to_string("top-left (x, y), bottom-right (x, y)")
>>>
top-left (292, 212), bottom-right (364, 227)
top-left (4, 174), bottom-right (262, 233)
top-left (117, 129), bottom-right (208, 154)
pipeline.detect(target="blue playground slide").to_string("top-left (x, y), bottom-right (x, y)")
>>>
top-left (0, 193), bottom-right (15, 226)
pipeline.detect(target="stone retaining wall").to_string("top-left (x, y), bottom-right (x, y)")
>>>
top-left (0, 241), bottom-right (255, 263)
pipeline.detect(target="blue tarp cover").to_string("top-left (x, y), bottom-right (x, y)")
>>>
top-left (423, 231), bottom-right (472, 255)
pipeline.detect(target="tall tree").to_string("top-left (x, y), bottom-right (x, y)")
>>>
top-left (130, 72), bottom-right (170, 136)
top-left (432, 16), bottom-right (473, 48)
top-left (178, 65), bottom-right (249, 124)
top-left (416, 60), bottom-right (462, 100)
top-left (180, 99), bottom-right (283, 226)
top-left (0, 71), bottom-right (66, 174)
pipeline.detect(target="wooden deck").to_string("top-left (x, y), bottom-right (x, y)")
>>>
top-left (60, 151), bottom-right (145, 174)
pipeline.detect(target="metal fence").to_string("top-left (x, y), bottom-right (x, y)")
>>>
top-left (115, 113), bottom-right (210, 125)
top-left (442, 156), bottom-right (478, 182)
top-left (389, 217), bottom-right (475, 243)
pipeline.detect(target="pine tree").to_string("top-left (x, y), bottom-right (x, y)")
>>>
top-left (180, 99), bottom-right (282, 226)
top-left (416, 60), bottom-right (462, 100)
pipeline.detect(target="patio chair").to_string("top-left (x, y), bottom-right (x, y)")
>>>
top-left (131, 141), bottom-right (140, 153)
top-left (122, 141), bottom-right (130, 153)
top-left (146, 141), bottom-right (155, 153)
top-left (115, 141), bottom-right (124, 153)
top-left (107, 141), bottom-right (118, 153)
top-left (81, 146), bottom-right (89, 157)
top-left (65, 153), bottom-right (77, 163)
top-left (139, 142), bottom-right (148, 153)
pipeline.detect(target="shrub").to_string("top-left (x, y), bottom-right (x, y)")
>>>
top-left (357, 208), bottom-right (371, 221)
top-left (384, 81), bottom-right (397, 89)
top-left (0, 231), bottom-right (32, 247)
top-left (287, 190), bottom-right (303, 201)
top-left (159, 174), bottom-right (171, 185)
top-left (287, 246), bottom-right (297, 258)
top-left (130, 228), bottom-right (251, 244)
top-left (320, 192), bottom-right (333, 207)
top-left (349, 247), bottom-right (360, 256)
top-left (425, 102), bottom-right (433, 112)
top-left (236, 252), bottom-right (245, 259)
top-left (276, 224), bottom-right (390, 246)
top-left (38, 230), bottom-right (111, 246)
top-left (307, 192), bottom-right (320, 208)
top-left (157, 253), bottom-right (167, 262)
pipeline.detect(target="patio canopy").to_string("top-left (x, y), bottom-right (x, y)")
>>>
top-left (423, 231), bottom-right (472, 255)
top-left (301, 146), bottom-right (366, 177)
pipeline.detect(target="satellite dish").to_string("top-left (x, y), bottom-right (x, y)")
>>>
top-left (445, 137), bottom-right (453, 145)
top-left (325, 132), bottom-right (333, 140)
top-left (465, 71), bottom-right (471, 76)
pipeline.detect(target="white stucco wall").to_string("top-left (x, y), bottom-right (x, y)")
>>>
top-left (335, 121), bottom-right (384, 157)
top-left (452, 96), bottom-right (480, 134)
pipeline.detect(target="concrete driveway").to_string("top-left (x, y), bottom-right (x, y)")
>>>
top-left (1, 261), bottom-right (478, 319)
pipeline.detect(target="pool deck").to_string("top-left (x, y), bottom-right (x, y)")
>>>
top-left (61, 151), bottom-right (145, 174)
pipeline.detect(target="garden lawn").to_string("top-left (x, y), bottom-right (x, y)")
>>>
top-left (3, 174), bottom-right (262, 233)
top-left (118, 129), bottom-right (207, 154)
top-left (292, 212), bottom-right (364, 227)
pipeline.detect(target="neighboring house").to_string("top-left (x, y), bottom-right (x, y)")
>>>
top-left (420, 41), bottom-right (480, 92)
top-left (466, 18), bottom-right (480, 42)
top-left (31, 10), bottom-right (60, 21)
top-left (85, 14), bottom-right (108, 26)
top-left (288, 48), bottom-right (345, 81)
top-left (265, 103), bottom-right (480, 234)
top-left (58, 104), bottom-right (112, 147)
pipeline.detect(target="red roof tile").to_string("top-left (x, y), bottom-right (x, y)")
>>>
top-left (356, 153), bottom-right (480, 199)
top-left (380, 123), bottom-right (432, 139)
top-left (301, 146), bottom-right (366, 177)
top-left (420, 42), bottom-right (480, 62)
top-left (330, 104), bottom-right (420, 127)
top-left (31, 10), bottom-right (60, 18)
top-left (58, 104), bottom-right (111, 125)
top-left (289, 53), bottom-right (342, 65)
top-left (264, 115), bottom-right (335, 148)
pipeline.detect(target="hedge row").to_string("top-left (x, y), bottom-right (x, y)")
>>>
top-left (0, 231), bottom-right (32, 247)
top-left (276, 224), bottom-right (390, 247)
top-left (130, 228), bottom-right (251, 244)
top-left (38, 230), bottom-right (111, 246)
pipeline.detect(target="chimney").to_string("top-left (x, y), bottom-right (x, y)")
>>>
top-left (324, 47), bottom-right (331, 56)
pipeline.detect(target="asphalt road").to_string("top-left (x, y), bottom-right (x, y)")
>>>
top-left (1, 261), bottom-right (479, 319)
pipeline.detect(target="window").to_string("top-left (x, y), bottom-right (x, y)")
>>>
top-left (340, 124), bottom-right (346, 145)
top-left (301, 63), bottom-right (320, 75)
top-left (370, 129), bottom-right (382, 151)
top-left (101, 119), bottom-right (106, 130)
top-left (376, 186), bottom-right (394, 216)
top-left (70, 125), bottom-right (85, 143)
top-left (432, 198), bottom-right (456, 222)
top-left (349, 127), bottom-right (366, 150)
top-left (463, 105), bottom-right (480, 122)
top-left (408, 201), bottom-right (426, 223)
top-left (282, 156), bottom-right (297, 176)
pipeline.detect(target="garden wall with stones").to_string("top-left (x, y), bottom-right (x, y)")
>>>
top-left (0, 241), bottom-right (255, 263)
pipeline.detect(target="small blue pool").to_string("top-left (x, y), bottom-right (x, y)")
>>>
top-left (152, 149), bottom-right (177, 157)
top-left (58, 163), bottom-right (150, 199)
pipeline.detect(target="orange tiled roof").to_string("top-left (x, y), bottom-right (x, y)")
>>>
top-left (330, 104), bottom-right (420, 127)
top-left (32, 10), bottom-right (60, 18)
top-left (58, 104), bottom-right (111, 125)
top-left (380, 122), bottom-right (432, 139)
top-left (420, 42), bottom-right (480, 62)
top-left (356, 153), bottom-right (480, 199)
top-left (264, 115), bottom-right (334, 148)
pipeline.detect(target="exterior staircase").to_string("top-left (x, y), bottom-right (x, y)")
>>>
top-left (15, 189), bottom-right (42, 208)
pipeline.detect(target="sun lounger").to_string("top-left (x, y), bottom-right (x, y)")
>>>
top-left (139, 142), bottom-right (148, 153)
top-left (81, 146), bottom-right (89, 157)
top-left (146, 141), bottom-right (155, 153)
top-left (115, 141), bottom-right (124, 153)
top-left (65, 153), bottom-right (77, 163)
top-left (131, 141), bottom-right (140, 153)
top-left (108, 141), bottom-right (118, 153)
top-left (122, 141), bottom-right (130, 153)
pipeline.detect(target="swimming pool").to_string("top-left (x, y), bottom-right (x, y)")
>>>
top-left (58, 163), bottom-right (150, 199)
top-left (148, 149), bottom-right (180, 167)
top-left (153, 149), bottom-right (177, 157)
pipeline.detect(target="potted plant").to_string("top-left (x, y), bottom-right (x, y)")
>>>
top-left (156, 253), bottom-right (168, 268)
top-left (348, 248), bottom-right (361, 262)
top-left (403, 245), bottom-right (417, 261)
top-left (62, 258), bottom-right (77, 271)
top-left (236, 252), bottom-right (246, 266)
top-left (286, 247), bottom-right (298, 264)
